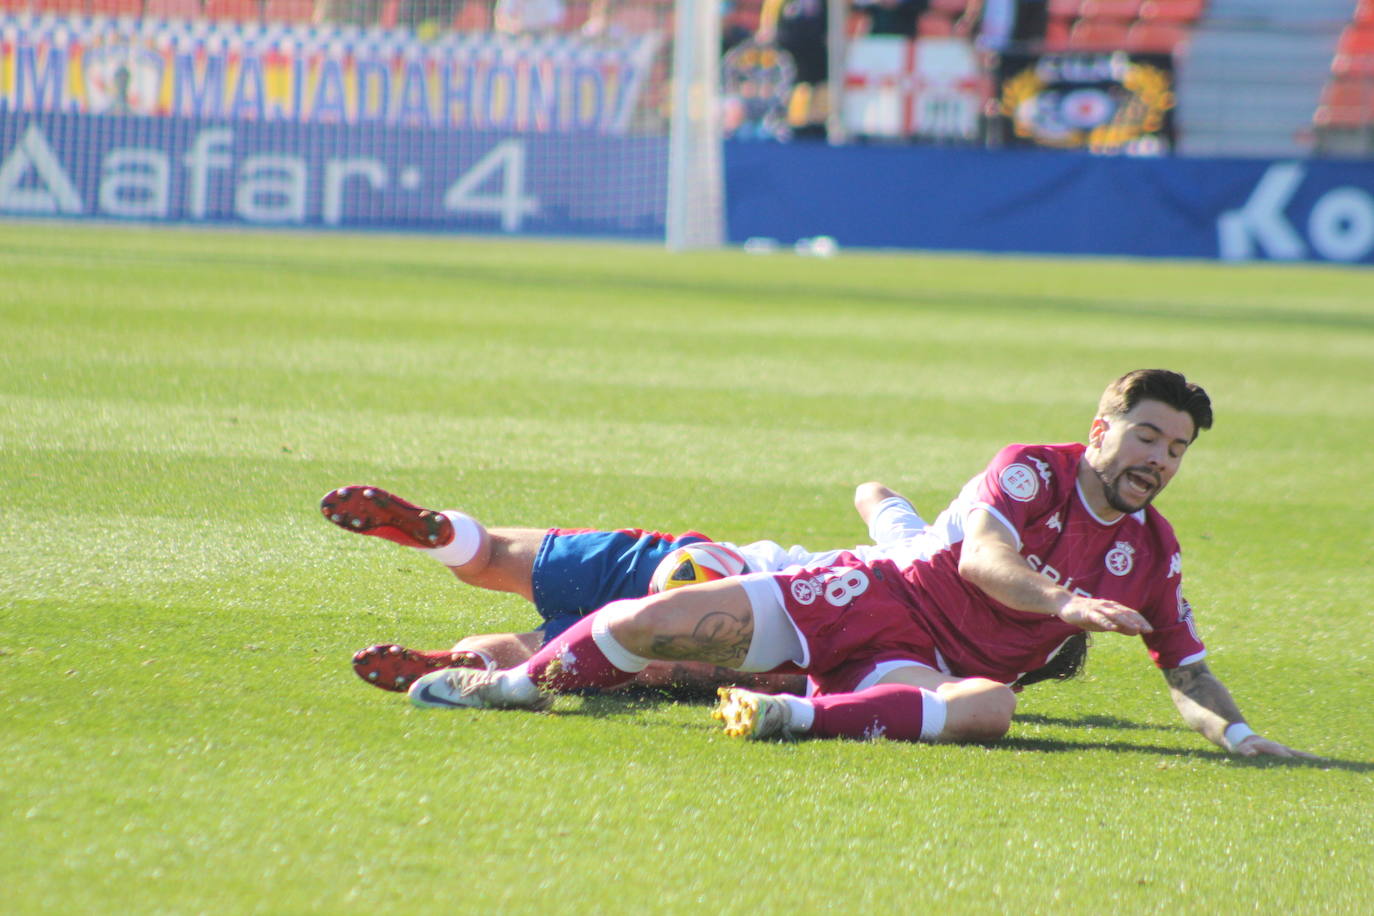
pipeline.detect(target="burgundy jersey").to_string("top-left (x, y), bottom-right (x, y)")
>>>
top-left (897, 442), bottom-right (1206, 683)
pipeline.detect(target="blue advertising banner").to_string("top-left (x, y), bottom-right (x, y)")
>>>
top-left (0, 112), bottom-right (666, 236)
top-left (726, 141), bottom-right (1374, 264)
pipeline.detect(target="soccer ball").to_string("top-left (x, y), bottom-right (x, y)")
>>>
top-left (648, 543), bottom-right (749, 594)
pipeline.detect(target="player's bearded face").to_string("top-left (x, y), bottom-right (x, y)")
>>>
top-left (1089, 402), bottom-right (1195, 515)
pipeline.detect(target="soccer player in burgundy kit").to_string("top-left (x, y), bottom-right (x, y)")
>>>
top-left (400, 370), bottom-right (1311, 758)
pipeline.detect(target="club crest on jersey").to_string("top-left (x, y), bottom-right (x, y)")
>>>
top-left (999, 463), bottom-right (1040, 502)
top-left (790, 577), bottom-right (819, 605)
top-left (1105, 541), bottom-right (1135, 576)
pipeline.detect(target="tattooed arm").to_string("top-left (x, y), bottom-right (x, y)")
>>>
top-left (1162, 661), bottom-right (1315, 758)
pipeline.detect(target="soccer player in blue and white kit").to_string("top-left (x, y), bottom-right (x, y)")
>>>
top-left (398, 370), bottom-right (1313, 759)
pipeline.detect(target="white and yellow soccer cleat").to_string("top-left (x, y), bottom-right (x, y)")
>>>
top-left (712, 687), bottom-right (793, 740)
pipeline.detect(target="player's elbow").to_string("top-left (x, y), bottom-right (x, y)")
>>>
top-left (957, 542), bottom-right (991, 586)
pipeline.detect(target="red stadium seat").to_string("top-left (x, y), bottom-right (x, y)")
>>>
top-left (34, 0), bottom-right (89, 13)
top-left (1079, 0), bottom-right (1142, 21)
top-left (90, 0), bottom-right (144, 14)
top-left (263, 0), bottom-right (313, 22)
top-left (918, 11), bottom-right (955, 37)
top-left (0, 0), bottom-right (30, 11)
top-left (144, 0), bottom-right (202, 17)
top-left (929, 0), bottom-right (971, 15)
top-left (1139, 0), bottom-right (1205, 23)
top-left (1126, 19), bottom-right (1188, 53)
top-left (1333, 27), bottom-right (1374, 78)
top-left (1048, 0), bottom-right (1085, 18)
top-left (451, 0), bottom-right (489, 30)
top-left (1067, 17), bottom-right (1130, 49)
top-left (1314, 77), bottom-right (1374, 128)
top-left (205, 0), bottom-right (259, 19)
top-left (1044, 15), bottom-right (1072, 49)
top-left (1356, 0), bottom-right (1374, 27)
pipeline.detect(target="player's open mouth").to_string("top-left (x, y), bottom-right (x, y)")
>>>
top-left (1123, 469), bottom-right (1158, 498)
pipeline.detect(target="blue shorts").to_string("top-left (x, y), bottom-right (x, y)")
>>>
top-left (532, 528), bottom-right (709, 641)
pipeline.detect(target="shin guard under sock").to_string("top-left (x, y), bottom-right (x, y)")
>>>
top-left (808, 684), bottom-right (943, 742)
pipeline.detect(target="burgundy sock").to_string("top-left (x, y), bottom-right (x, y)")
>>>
top-left (809, 684), bottom-right (928, 742)
top-left (524, 613), bottom-right (639, 693)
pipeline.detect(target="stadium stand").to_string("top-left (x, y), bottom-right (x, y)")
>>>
top-left (1138, 0), bottom-right (1204, 23)
top-left (204, 0), bottom-right (261, 20)
top-left (1043, 0), bottom-right (1201, 53)
top-left (1079, 0), bottom-right (1142, 20)
top-left (1126, 16), bottom-right (1189, 52)
top-left (91, 0), bottom-right (147, 13)
top-left (144, 0), bottom-right (204, 17)
top-left (451, 0), bottom-right (490, 30)
top-left (1312, 3), bottom-right (1374, 154)
top-left (1066, 15), bottom-right (1131, 49)
top-left (37, 0), bottom-right (91, 11)
top-left (262, 0), bottom-right (315, 23)
top-left (1177, 0), bottom-right (1350, 157)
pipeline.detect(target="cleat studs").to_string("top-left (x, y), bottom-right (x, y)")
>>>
top-left (388, 646), bottom-right (401, 655)
top-left (395, 676), bottom-right (406, 687)
top-left (363, 488), bottom-right (375, 498)
top-left (427, 534), bottom-right (438, 543)
top-left (351, 519), bottom-right (363, 528)
top-left (368, 671), bottom-right (378, 680)
top-left (331, 514), bottom-right (342, 523)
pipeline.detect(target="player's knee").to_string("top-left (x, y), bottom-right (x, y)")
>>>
top-left (938, 679), bottom-right (1017, 743)
top-left (854, 481), bottom-right (888, 510)
top-left (854, 481), bottom-right (898, 520)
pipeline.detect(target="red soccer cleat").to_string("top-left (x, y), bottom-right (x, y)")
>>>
top-left (320, 486), bottom-right (453, 549)
top-left (352, 644), bottom-right (492, 693)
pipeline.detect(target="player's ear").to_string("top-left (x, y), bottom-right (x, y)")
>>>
top-left (1088, 416), bottom-right (1109, 447)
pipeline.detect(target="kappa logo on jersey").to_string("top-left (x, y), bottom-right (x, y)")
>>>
top-left (1046, 512), bottom-right (1063, 532)
top-left (791, 577), bottom-right (819, 605)
top-left (1105, 541), bottom-right (1136, 576)
top-left (1168, 552), bottom-right (1183, 578)
top-left (999, 463), bottom-right (1040, 502)
top-left (1030, 456), bottom-right (1052, 486)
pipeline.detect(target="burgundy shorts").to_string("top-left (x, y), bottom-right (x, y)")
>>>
top-left (767, 557), bottom-right (944, 694)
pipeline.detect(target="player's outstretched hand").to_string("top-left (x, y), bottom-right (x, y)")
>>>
top-left (1232, 735), bottom-right (1322, 760)
top-left (1057, 596), bottom-right (1154, 635)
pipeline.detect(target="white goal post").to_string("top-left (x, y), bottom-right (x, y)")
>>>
top-left (666, 0), bottom-right (726, 251)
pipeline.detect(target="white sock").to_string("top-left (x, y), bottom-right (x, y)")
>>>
top-left (496, 665), bottom-right (540, 704)
top-left (417, 511), bottom-right (483, 567)
top-left (920, 689), bottom-right (948, 742)
top-left (592, 606), bottom-right (651, 673)
top-left (782, 696), bottom-right (814, 733)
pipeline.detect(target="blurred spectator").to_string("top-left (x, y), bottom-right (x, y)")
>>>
top-left (757, 0), bottom-right (828, 139)
top-left (494, 0), bottom-right (566, 33)
top-left (323, 0), bottom-right (384, 26)
top-left (956, 0), bottom-right (1048, 50)
top-left (580, 0), bottom-right (660, 38)
top-left (853, 0), bottom-right (928, 39)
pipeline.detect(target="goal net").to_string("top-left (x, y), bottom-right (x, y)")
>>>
top-left (0, 0), bottom-right (724, 247)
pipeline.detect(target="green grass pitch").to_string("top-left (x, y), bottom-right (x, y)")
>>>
top-left (2, 222), bottom-right (1372, 914)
